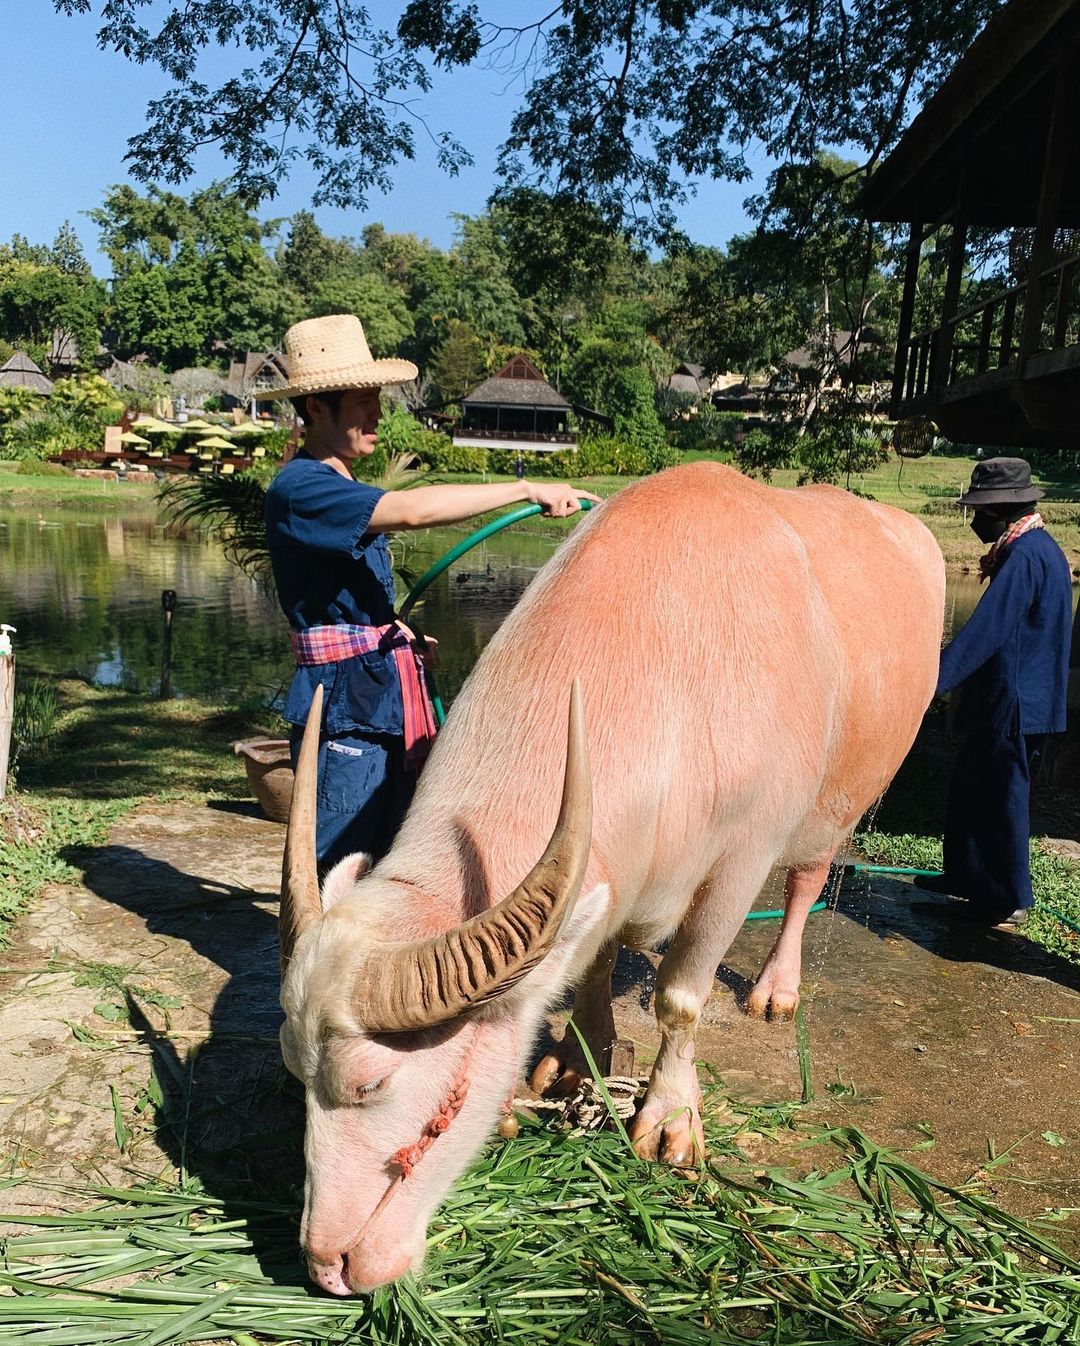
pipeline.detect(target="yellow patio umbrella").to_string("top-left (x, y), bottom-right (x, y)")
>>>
top-left (118, 431), bottom-right (151, 446)
top-left (179, 418), bottom-right (216, 433)
top-left (131, 416), bottom-right (174, 434)
top-left (195, 436), bottom-right (236, 453)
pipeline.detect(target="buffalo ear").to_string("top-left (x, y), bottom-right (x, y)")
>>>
top-left (320, 853), bottom-right (371, 913)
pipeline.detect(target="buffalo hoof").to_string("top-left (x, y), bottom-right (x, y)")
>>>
top-left (745, 977), bottom-right (799, 1023)
top-left (629, 1100), bottom-right (704, 1167)
top-left (530, 1051), bottom-right (588, 1098)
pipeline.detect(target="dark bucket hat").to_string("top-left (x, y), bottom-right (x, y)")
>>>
top-left (957, 456), bottom-right (1044, 507)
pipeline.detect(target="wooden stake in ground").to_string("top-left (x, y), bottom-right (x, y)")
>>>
top-left (0, 624), bottom-right (14, 801)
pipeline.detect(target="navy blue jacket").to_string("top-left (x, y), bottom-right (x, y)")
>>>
top-left (266, 453), bottom-right (405, 736)
top-left (937, 528), bottom-right (1072, 736)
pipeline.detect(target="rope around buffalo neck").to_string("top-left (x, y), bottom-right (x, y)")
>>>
top-left (329, 1023), bottom-right (484, 1260)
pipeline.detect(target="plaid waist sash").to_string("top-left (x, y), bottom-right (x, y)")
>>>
top-left (290, 622), bottom-right (437, 769)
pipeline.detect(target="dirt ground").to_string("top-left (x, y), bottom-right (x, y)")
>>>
top-left (1, 800), bottom-right (1078, 1235)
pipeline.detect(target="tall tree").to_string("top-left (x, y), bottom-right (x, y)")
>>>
top-left (279, 211), bottom-right (352, 296)
top-left (0, 248), bottom-right (106, 370)
top-left (91, 183), bottom-right (291, 365)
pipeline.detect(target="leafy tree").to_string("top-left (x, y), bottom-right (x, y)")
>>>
top-left (0, 256), bottom-right (106, 371)
top-left (404, 248), bottom-right (461, 367)
top-left (311, 270), bottom-right (415, 356)
top-left (358, 223), bottom-right (434, 290)
top-left (605, 366), bottom-right (673, 469)
top-left (109, 265), bottom-right (176, 364)
top-left (447, 214), bottom-right (530, 352)
top-left (49, 223), bottom-right (92, 277)
top-left (57, 1), bottom-right (1004, 236)
top-left (55, 0), bottom-right (472, 210)
top-left (428, 319), bottom-right (486, 403)
top-left (91, 183), bottom-right (290, 365)
top-left (279, 211), bottom-right (353, 296)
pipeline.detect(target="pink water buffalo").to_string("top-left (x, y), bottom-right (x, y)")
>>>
top-left (277, 462), bottom-right (945, 1294)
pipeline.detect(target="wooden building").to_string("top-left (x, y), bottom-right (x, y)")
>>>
top-left (859, 0), bottom-right (1080, 448)
top-left (225, 351), bottom-right (289, 410)
top-left (0, 352), bottom-right (53, 396)
top-left (454, 355), bottom-right (610, 451)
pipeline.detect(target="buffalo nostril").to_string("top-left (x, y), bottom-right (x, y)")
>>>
top-left (307, 1251), bottom-right (353, 1297)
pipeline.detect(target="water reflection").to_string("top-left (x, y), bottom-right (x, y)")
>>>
top-left (0, 508), bottom-right (551, 706)
top-left (1, 506), bottom-right (1071, 706)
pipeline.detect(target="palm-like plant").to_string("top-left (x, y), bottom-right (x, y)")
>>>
top-left (158, 453), bottom-right (428, 588)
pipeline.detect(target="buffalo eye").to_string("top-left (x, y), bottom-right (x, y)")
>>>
top-left (353, 1076), bottom-right (386, 1104)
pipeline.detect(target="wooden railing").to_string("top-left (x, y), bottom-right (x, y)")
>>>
top-left (896, 254), bottom-right (1080, 404)
top-left (452, 426), bottom-right (577, 444)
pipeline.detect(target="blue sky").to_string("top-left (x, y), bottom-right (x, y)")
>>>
top-left (2, 3), bottom-right (764, 272)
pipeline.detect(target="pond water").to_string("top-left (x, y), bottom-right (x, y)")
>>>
top-left (0, 504), bottom-right (557, 708)
top-left (0, 503), bottom-right (1072, 708)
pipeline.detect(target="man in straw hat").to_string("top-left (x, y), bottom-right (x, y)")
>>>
top-left (260, 314), bottom-right (600, 869)
top-left (914, 456), bottom-right (1072, 927)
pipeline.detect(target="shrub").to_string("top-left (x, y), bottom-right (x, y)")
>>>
top-left (16, 459), bottom-right (69, 477)
top-left (488, 449), bottom-right (571, 477)
top-left (419, 440), bottom-right (488, 473)
top-left (673, 408), bottom-right (745, 454)
top-left (375, 404), bottom-right (474, 471)
top-left (11, 677), bottom-right (60, 773)
top-left (488, 435), bottom-right (649, 478)
top-left (51, 374), bottom-right (125, 427)
top-left (734, 428), bottom-right (796, 479)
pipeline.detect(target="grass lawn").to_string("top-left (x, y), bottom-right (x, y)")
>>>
top-left (0, 460), bottom-right (160, 509)
top-left (0, 680), bottom-right (271, 943)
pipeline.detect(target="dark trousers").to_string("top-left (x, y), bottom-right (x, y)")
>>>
top-left (289, 728), bottom-right (416, 872)
top-left (942, 731), bottom-right (1045, 917)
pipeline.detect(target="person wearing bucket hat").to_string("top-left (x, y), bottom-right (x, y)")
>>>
top-left (262, 314), bottom-right (601, 869)
top-left (913, 456), bottom-right (1072, 926)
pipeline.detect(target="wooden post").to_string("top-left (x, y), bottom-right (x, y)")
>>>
top-left (890, 221), bottom-right (923, 416)
top-left (160, 590), bottom-right (177, 700)
top-left (1017, 44), bottom-right (1078, 370)
top-left (931, 218), bottom-right (968, 396)
top-left (0, 651), bottom-right (13, 802)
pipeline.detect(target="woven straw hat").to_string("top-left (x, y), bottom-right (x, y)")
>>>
top-left (254, 314), bottom-right (417, 400)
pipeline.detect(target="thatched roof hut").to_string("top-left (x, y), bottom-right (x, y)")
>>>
top-left (461, 355), bottom-right (572, 412)
top-left (0, 352), bottom-right (54, 396)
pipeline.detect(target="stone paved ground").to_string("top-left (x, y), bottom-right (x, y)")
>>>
top-left (1, 801), bottom-right (1078, 1236)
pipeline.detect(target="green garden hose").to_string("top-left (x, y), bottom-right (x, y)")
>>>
top-left (399, 499), bottom-right (596, 624)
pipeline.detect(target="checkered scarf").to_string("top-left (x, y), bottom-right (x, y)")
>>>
top-left (290, 622), bottom-right (438, 768)
top-left (978, 511), bottom-right (1044, 583)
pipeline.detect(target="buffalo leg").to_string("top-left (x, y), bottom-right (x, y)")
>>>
top-left (531, 941), bottom-right (618, 1097)
top-left (746, 855), bottom-right (834, 1022)
top-left (631, 861), bottom-right (770, 1165)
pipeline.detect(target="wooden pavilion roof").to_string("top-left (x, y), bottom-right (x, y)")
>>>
top-left (859, 0), bottom-right (1080, 226)
top-left (462, 355), bottom-right (570, 409)
top-left (0, 352), bottom-right (54, 395)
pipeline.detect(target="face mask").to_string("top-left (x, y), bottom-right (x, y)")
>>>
top-left (971, 512), bottom-right (1007, 544)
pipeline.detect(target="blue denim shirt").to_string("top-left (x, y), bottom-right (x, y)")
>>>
top-left (266, 453), bottom-right (404, 735)
top-left (938, 528), bottom-right (1072, 736)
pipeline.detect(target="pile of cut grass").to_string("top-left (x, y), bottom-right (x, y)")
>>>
top-left (3, 1109), bottom-right (1078, 1344)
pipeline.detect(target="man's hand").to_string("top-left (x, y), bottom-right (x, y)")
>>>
top-left (526, 483), bottom-right (602, 517)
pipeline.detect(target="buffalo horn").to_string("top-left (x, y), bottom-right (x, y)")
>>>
top-left (279, 684), bottom-right (324, 971)
top-left (354, 680), bottom-right (592, 1032)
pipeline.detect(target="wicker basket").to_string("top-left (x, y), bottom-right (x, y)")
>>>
top-left (233, 738), bottom-right (294, 823)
